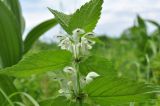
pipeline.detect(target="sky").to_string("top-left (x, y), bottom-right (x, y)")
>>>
top-left (20, 0), bottom-right (160, 42)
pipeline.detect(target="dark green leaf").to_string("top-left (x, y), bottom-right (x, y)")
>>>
top-left (2, 0), bottom-right (25, 33)
top-left (68, 0), bottom-right (103, 33)
top-left (24, 18), bottom-right (57, 53)
top-left (79, 55), bottom-right (116, 76)
top-left (84, 76), bottom-right (159, 105)
top-left (48, 8), bottom-right (72, 34)
top-left (0, 50), bottom-right (72, 77)
top-left (0, 1), bottom-right (22, 67)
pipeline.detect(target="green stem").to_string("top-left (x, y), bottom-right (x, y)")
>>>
top-left (74, 63), bottom-right (81, 95)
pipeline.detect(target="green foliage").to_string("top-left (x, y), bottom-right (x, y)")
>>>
top-left (0, 1), bottom-right (22, 67)
top-left (2, 0), bottom-right (24, 33)
top-left (68, 0), bottom-right (103, 33)
top-left (79, 55), bottom-right (115, 76)
top-left (48, 9), bottom-right (72, 34)
top-left (0, 50), bottom-right (72, 77)
top-left (0, 1), bottom-right (22, 103)
top-left (24, 18), bottom-right (57, 53)
top-left (84, 76), bottom-right (159, 105)
top-left (40, 97), bottom-right (71, 106)
top-left (49, 0), bottom-right (103, 34)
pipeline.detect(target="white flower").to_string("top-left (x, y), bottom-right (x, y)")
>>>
top-left (72, 28), bottom-right (85, 44)
top-left (72, 28), bottom-right (85, 35)
top-left (58, 89), bottom-right (65, 94)
top-left (85, 72), bottom-right (100, 84)
top-left (63, 66), bottom-right (75, 74)
top-left (58, 36), bottom-right (72, 51)
top-left (81, 37), bottom-right (95, 52)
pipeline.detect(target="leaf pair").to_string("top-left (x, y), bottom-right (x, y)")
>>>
top-left (48, 0), bottom-right (103, 34)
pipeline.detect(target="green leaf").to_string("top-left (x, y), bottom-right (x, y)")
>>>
top-left (0, 75), bottom-right (20, 105)
top-left (68, 0), bottom-right (103, 33)
top-left (0, 1), bottom-right (22, 67)
top-left (79, 55), bottom-right (116, 76)
top-left (0, 1), bottom-right (23, 104)
top-left (2, 0), bottom-right (25, 33)
top-left (24, 18), bottom-right (57, 53)
top-left (137, 15), bottom-right (146, 29)
top-left (0, 50), bottom-right (72, 77)
top-left (84, 76), bottom-right (159, 105)
top-left (48, 8), bottom-right (72, 34)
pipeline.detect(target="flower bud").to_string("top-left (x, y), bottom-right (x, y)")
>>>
top-left (72, 28), bottom-right (85, 35)
top-left (86, 72), bottom-right (100, 84)
top-left (63, 66), bottom-right (75, 74)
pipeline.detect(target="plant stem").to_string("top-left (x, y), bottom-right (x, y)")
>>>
top-left (74, 63), bottom-right (81, 95)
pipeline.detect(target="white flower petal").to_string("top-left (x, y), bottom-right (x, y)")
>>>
top-left (72, 28), bottom-right (85, 35)
top-left (63, 66), bottom-right (75, 74)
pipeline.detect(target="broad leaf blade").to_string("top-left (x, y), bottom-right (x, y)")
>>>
top-left (68, 0), bottom-right (103, 33)
top-left (24, 18), bottom-right (57, 53)
top-left (0, 50), bottom-right (72, 77)
top-left (0, 1), bottom-right (22, 67)
top-left (84, 76), bottom-right (159, 105)
top-left (0, 1), bottom-right (23, 104)
top-left (2, 0), bottom-right (25, 33)
top-left (48, 8), bottom-right (72, 34)
top-left (79, 55), bottom-right (116, 76)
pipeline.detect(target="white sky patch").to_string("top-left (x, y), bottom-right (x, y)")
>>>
top-left (20, 0), bottom-right (160, 42)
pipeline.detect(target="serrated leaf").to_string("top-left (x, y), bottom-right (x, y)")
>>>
top-left (68, 0), bottom-right (103, 33)
top-left (48, 8), bottom-right (72, 34)
top-left (24, 18), bottom-right (57, 53)
top-left (84, 76), bottom-right (159, 105)
top-left (79, 55), bottom-right (116, 76)
top-left (0, 50), bottom-right (72, 77)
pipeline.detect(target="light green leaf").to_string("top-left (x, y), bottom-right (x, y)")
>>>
top-left (24, 18), bottom-right (57, 53)
top-left (84, 76), bottom-right (159, 105)
top-left (48, 8), bottom-right (72, 34)
top-left (0, 50), bottom-right (72, 77)
top-left (79, 55), bottom-right (116, 76)
top-left (68, 0), bottom-right (103, 33)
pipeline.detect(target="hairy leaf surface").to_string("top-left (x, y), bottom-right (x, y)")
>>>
top-left (68, 0), bottom-right (103, 33)
top-left (84, 76), bottom-right (159, 105)
top-left (0, 50), bottom-right (72, 77)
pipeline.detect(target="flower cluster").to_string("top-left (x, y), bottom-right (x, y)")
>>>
top-left (55, 28), bottom-right (99, 99)
top-left (57, 28), bottom-right (95, 58)
top-left (57, 66), bottom-right (99, 97)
